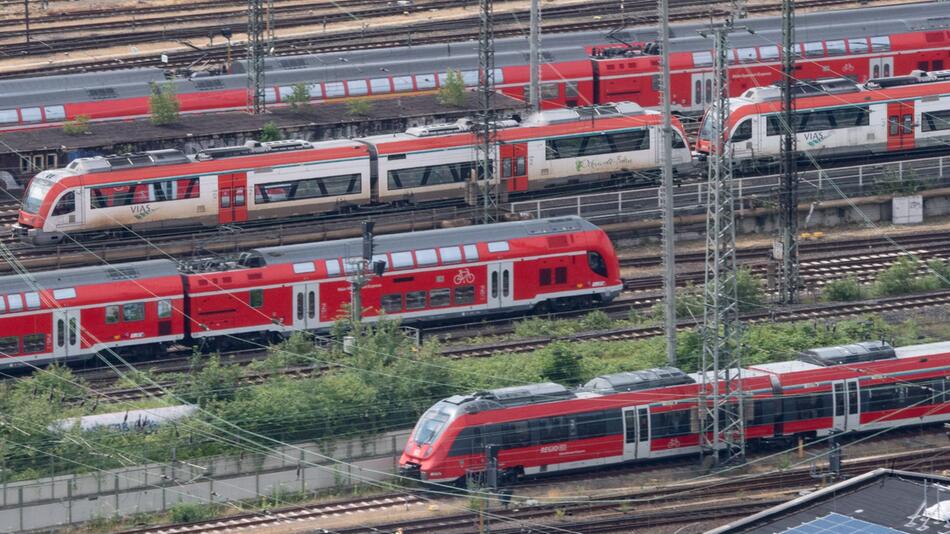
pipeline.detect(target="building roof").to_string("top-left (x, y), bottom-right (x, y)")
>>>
top-left (708, 469), bottom-right (950, 534)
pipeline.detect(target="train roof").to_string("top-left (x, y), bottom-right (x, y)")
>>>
top-left (247, 216), bottom-right (599, 267)
top-left (584, 367), bottom-right (694, 393)
top-left (0, 259), bottom-right (179, 296)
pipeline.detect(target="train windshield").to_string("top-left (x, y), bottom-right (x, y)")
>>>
top-left (411, 402), bottom-right (458, 446)
top-left (698, 115), bottom-right (713, 141)
top-left (22, 177), bottom-right (53, 214)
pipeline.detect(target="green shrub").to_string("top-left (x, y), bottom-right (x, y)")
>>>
top-left (872, 257), bottom-right (939, 296)
top-left (168, 502), bottom-right (215, 523)
top-left (540, 342), bottom-right (583, 385)
top-left (821, 277), bottom-right (865, 302)
top-left (285, 82), bottom-right (311, 110)
top-left (735, 267), bottom-right (765, 312)
top-left (578, 310), bottom-right (613, 331)
top-left (62, 114), bottom-right (90, 135)
top-left (149, 82), bottom-right (180, 125)
top-left (345, 99), bottom-right (373, 117)
top-left (259, 121), bottom-right (282, 142)
top-left (438, 69), bottom-right (466, 107)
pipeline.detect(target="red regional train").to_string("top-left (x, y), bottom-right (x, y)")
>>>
top-left (399, 340), bottom-right (950, 484)
top-left (0, 217), bottom-right (622, 368)
top-left (15, 102), bottom-right (692, 245)
top-left (695, 70), bottom-right (950, 169)
top-left (0, 4), bottom-right (945, 130)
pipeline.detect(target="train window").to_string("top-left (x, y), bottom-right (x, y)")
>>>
top-left (52, 192), bottom-right (75, 216)
top-left (795, 110), bottom-right (834, 132)
top-left (346, 80), bottom-right (368, 97)
top-left (439, 246), bottom-right (462, 264)
top-left (736, 48), bottom-right (757, 64)
top-left (539, 268), bottom-right (552, 286)
top-left (650, 409), bottom-right (693, 438)
top-left (502, 158), bottom-right (512, 178)
top-left (406, 291), bottom-right (426, 310)
top-left (324, 82), bottom-right (345, 98)
top-left (695, 80), bottom-right (702, 104)
top-left (0, 296), bottom-right (5, 313)
top-left (673, 132), bottom-right (687, 149)
top-left (491, 271), bottom-right (499, 299)
top-left (296, 293), bottom-right (304, 320)
top-left (44, 106), bottom-right (66, 121)
top-left (935, 60), bottom-right (944, 71)
top-left (415, 249), bottom-right (438, 266)
top-left (825, 40), bottom-right (846, 56)
top-left (705, 80), bottom-right (713, 105)
top-left (57, 319), bottom-right (64, 347)
top-left (555, 267), bottom-right (567, 285)
top-left (306, 83), bottom-right (323, 99)
top-left (454, 285), bottom-right (475, 305)
top-left (462, 244), bottom-right (478, 262)
top-left (829, 107), bottom-right (870, 128)
top-left (392, 76), bottom-right (414, 93)
top-left (158, 299), bottom-right (174, 317)
top-left (24, 292), bottom-right (40, 309)
top-left (922, 110), bottom-right (950, 132)
top-left (325, 259), bottom-right (342, 276)
top-left (308, 291), bottom-right (315, 319)
top-left (692, 51), bottom-right (713, 67)
top-left (123, 303), bottom-right (145, 322)
top-left (387, 161), bottom-right (477, 190)
top-left (541, 84), bottom-right (560, 100)
top-left (847, 38), bottom-right (868, 54)
top-left (781, 392), bottom-right (832, 421)
top-left (391, 251), bottom-right (414, 270)
top-left (429, 288), bottom-right (451, 308)
top-left (415, 74), bottom-right (436, 90)
top-left (448, 427), bottom-right (483, 457)
top-left (381, 294), bottom-right (403, 313)
top-left (20, 107), bottom-right (41, 123)
top-left (870, 36), bottom-right (890, 52)
top-left (903, 114), bottom-right (913, 134)
top-left (0, 109), bottom-right (17, 124)
top-left (516, 156), bottom-right (525, 176)
top-left (22, 334), bottom-right (45, 354)
top-left (488, 241), bottom-right (509, 253)
top-left (220, 188), bottom-right (233, 209)
top-left (588, 252), bottom-right (608, 277)
top-left (502, 270), bottom-right (510, 297)
top-left (731, 120), bottom-right (753, 142)
top-left (546, 130), bottom-right (649, 159)
top-left (105, 305), bottom-right (119, 324)
top-left (766, 116), bottom-right (782, 136)
top-left (758, 46), bottom-right (779, 61)
top-left (68, 318), bottom-right (77, 346)
top-left (244, 290), bottom-right (259, 310)
top-left (370, 78), bottom-right (392, 94)
top-left (53, 289), bottom-right (76, 303)
top-left (293, 262), bottom-right (316, 274)
top-left (624, 410), bottom-right (637, 443)
top-left (7, 294), bottom-right (22, 312)
top-left (565, 81), bottom-right (579, 98)
top-left (255, 174), bottom-right (362, 203)
top-left (889, 116), bottom-right (899, 136)
top-left (803, 42), bottom-right (824, 58)
top-left (0, 336), bottom-right (17, 355)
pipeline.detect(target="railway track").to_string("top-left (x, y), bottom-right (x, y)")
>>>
top-left (116, 442), bottom-right (950, 534)
top-left (0, 0), bottom-right (886, 78)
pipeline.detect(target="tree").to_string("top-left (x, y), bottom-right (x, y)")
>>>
top-left (259, 121), bottom-right (282, 142)
top-left (148, 82), bottom-right (180, 125)
top-left (285, 83), bottom-right (311, 111)
top-left (438, 69), bottom-right (466, 107)
top-left (540, 342), bottom-right (583, 385)
top-left (345, 99), bottom-right (373, 117)
top-left (62, 115), bottom-right (90, 135)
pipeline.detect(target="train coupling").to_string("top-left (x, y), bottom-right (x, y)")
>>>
top-left (399, 462), bottom-right (422, 480)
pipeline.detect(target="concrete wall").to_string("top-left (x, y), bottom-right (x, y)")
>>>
top-left (0, 429), bottom-right (411, 533)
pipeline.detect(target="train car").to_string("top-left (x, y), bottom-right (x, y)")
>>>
top-left (0, 4), bottom-right (942, 131)
top-left (15, 139), bottom-right (372, 245)
top-left (399, 340), bottom-right (950, 484)
top-left (186, 216), bottom-right (623, 341)
top-left (694, 70), bottom-right (950, 170)
top-left (15, 103), bottom-right (689, 245)
top-left (0, 260), bottom-right (186, 368)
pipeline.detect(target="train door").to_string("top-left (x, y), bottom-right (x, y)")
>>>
top-left (487, 262), bottom-right (515, 309)
top-left (690, 72), bottom-right (714, 111)
top-left (49, 190), bottom-right (82, 231)
top-left (217, 173), bottom-right (248, 224)
top-left (292, 283), bottom-right (319, 330)
top-left (52, 309), bottom-right (81, 358)
top-left (869, 57), bottom-right (893, 80)
top-left (622, 406), bottom-right (651, 460)
top-left (832, 379), bottom-right (861, 431)
top-left (499, 143), bottom-right (528, 192)
top-left (886, 101), bottom-right (915, 152)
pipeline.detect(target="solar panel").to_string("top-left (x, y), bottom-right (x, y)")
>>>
top-left (781, 513), bottom-right (904, 534)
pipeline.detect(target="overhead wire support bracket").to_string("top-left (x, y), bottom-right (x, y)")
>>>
top-left (477, 0), bottom-right (499, 224)
top-left (247, 0), bottom-right (266, 114)
top-left (778, 0), bottom-right (800, 304)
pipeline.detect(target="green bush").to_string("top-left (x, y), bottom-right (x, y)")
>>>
top-left (540, 342), bottom-right (583, 386)
top-left (62, 114), bottom-right (90, 135)
top-left (285, 82), bottom-right (311, 110)
top-left (259, 121), bottom-right (282, 142)
top-left (345, 99), bottom-right (373, 117)
top-left (735, 267), bottom-right (765, 312)
top-left (438, 69), bottom-right (466, 107)
top-left (578, 310), bottom-right (613, 331)
top-left (168, 502), bottom-right (215, 523)
top-left (872, 257), bottom-right (939, 297)
top-left (149, 82), bottom-right (180, 125)
top-left (822, 277), bottom-right (865, 302)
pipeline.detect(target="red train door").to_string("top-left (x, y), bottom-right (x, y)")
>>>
top-left (499, 143), bottom-right (529, 192)
top-left (217, 173), bottom-right (248, 224)
top-left (886, 101), bottom-right (915, 152)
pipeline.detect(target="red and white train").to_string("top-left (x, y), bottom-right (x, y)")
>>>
top-left (399, 340), bottom-right (950, 484)
top-left (695, 70), bottom-right (950, 168)
top-left (15, 102), bottom-right (691, 245)
top-left (0, 4), bottom-right (944, 130)
top-left (0, 217), bottom-right (622, 368)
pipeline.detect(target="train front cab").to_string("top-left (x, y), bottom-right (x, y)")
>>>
top-left (15, 173), bottom-right (78, 245)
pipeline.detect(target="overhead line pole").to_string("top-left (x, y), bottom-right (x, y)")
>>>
top-left (529, 0), bottom-right (541, 114)
top-left (778, 0), bottom-right (800, 304)
top-left (478, 0), bottom-right (499, 224)
top-left (659, 0), bottom-right (676, 365)
top-left (247, 0), bottom-right (266, 114)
